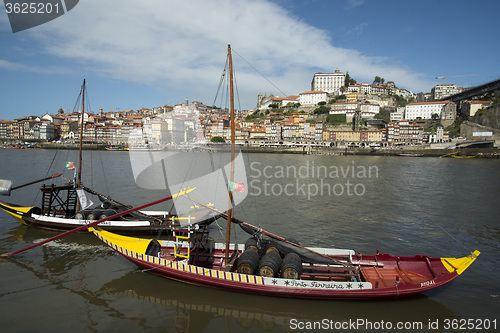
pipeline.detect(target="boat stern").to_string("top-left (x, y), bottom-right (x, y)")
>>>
top-left (441, 250), bottom-right (480, 275)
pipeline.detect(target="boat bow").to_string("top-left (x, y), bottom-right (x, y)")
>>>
top-left (0, 200), bottom-right (33, 224)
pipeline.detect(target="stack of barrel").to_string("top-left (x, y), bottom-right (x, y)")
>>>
top-left (237, 237), bottom-right (302, 280)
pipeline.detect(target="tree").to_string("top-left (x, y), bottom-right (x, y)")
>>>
top-left (313, 106), bottom-right (330, 114)
top-left (326, 113), bottom-right (346, 124)
top-left (318, 101), bottom-right (326, 106)
top-left (345, 72), bottom-right (357, 86)
top-left (210, 136), bottom-right (225, 143)
top-left (373, 76), bottom-right (382, 85)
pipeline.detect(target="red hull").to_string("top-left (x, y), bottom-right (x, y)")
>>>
top-left (91, 227), bottom-right (479, 300)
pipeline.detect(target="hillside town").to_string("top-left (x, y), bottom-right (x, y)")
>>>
top-left (0, 69), bottom-right (496, 149)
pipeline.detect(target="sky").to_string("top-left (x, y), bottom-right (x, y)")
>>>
top-left (0, 0), bottom-right (499, 120)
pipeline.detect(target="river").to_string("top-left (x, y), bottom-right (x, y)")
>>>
top-left (0, 149), bottom-right (498, 332)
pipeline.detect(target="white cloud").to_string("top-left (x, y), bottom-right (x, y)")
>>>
top-left (18, 0), bottom-right (433, 108)
top-left (0, 59), bottom-right (73, 74)
top-left (345, 0), bottom-right (365, 10)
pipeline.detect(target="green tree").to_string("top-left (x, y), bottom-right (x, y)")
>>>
top-left (313, 106), bottom-right (330, 114)
top-left (326, 113), bottom-right (346, 124)
top-left (210, 136), bottom-right (225, 143)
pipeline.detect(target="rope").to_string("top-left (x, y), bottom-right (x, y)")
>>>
top-left (232, 48), bottom-right (288, 97)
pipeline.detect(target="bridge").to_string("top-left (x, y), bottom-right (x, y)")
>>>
top-left (443, 78), bottom-right (500, 102)
top-left (455, 140), bottom-right (495, 148)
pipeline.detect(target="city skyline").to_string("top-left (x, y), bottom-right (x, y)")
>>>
top-left (1, 0), bottom-right (499, 120)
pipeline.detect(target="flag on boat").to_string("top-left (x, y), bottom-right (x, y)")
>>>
top-left (65, 162), bottom-right (76, 170)
top-left (76, 189), bottom-right (93, 210)
top-left (228, 181), bottom-right (245, 192)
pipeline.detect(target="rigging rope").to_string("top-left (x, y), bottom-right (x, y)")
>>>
top-left (232, 48), bottom-right (288, 97)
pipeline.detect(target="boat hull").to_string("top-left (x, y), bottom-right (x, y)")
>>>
top-left (1, 198), bottom-right (217, 235)
top-left (90, 227), bottom-right (480, 299)
top-left (0, 200), bottom-right (33, 224)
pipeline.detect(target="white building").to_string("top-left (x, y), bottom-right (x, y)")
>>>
top-left (299, 91), bottom-right (328, 106)
top-left (330, 102), bottom-right (359, 114)
top-left (330, 102), bottom-right (379, 117)
top-left (431, 84), bottom-right (463, 100)
top-left (404, 101), bottom-right (451, 120)
top-left (39, 122), bottom-right (55, 141)
top-left (311, 69), bottom-right (345, 95)
top-left (390, 107), bottom-right (405, 122)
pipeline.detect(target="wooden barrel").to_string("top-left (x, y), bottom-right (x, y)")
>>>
top-left (281, 253), bottom-right (302, 279)
top-left (99, 209), bottom-right (118, 220)
top-left (258, 251), bottom-right (282, 277)
top-left (74, 211), bottom-right (86, 220)
top-left (262, 239), bottom-right (280, 255)
top-left (86, 209), bottom-right (104, 221)
top-left (244, 237), bottom-right (259, 253)
top-left (237, 249), bottom-right (260, 275)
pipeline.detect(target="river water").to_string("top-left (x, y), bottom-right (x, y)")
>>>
top-left (0, 149), bottom-right (498, 332)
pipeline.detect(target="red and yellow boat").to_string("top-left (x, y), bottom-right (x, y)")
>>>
top-left (89, 226), bottom-right (479, 299)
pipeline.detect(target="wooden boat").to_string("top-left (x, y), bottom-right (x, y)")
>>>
top-left (88, 45), bottom-right (480, 299)
top-left (89, 225), bottom-right (479, 299)
top-left (0, 80), bottom-right (216, 234)
top-left (105, 145), bottom-right (129, 151)
top-left (440, 152), bottom-right (476, 159)
top-left (396, 153), bottom-right (424, 157)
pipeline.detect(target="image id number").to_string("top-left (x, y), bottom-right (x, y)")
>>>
top-left (5, 2), bottom-right (60, 14)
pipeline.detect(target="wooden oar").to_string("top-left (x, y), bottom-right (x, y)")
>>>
top-left (12, 173), bottom-right (63, 190)
top-left (0, 173), bottom-right (62, 196)
top-left (0, 187), bottom-right (195, 257)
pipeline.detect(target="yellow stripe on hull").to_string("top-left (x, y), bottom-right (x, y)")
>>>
top-left (89, 227), bottom-right (161, 254)
top-left (0, 201), bottom-right (33, 225)
top-left (441, 250), bottom-right (480, 275)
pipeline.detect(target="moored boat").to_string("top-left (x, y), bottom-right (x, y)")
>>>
top-left (89, 226), bottom-right (479, 299)
top-left (0, 80), bottom-right (217, 234)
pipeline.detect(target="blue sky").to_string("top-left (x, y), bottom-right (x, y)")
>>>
top-left (0, 0), bottom-right (498, 120)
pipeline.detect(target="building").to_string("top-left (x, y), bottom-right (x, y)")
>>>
top-left (330, 102), bottom-right (359, 114)
top-left (257, 94), bottom-right (299, 109)
top-left (311, 69), bottom-right (345, 95)
top-left (431, 84), bottom-right (463, 100)
top-left (327, 129), bottom-right (384, 143)
top-left (404, 101), bottom-right (454, 120)
top-left (460, 100), bottom-right (492, 117)
top-left (298, 91), bottom-right (328, 106)
top-left (390, 107), bottom-right (405, 122)
top-left (386, 120), bottom-right (423, 143)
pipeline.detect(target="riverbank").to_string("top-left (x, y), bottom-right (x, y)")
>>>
top-left (241, 146), bottom-right (500, 158)
top-left (13, 142), bottom-right (500, 158)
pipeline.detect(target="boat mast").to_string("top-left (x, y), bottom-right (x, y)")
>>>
top-left (224, 44), bottom-right (236, 266)
top-left (77, 78), bottom-right (85, 188)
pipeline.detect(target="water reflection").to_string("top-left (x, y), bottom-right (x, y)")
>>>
top-left (97, 270), bottom-right (462, 332)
